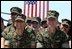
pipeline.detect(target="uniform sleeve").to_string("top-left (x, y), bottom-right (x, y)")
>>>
top-left (1, 27), bottom-right (9, 39)
top-left (60, 31), bottom-right (68, 48)
top-left (1, 26), bottom-right (13, 40)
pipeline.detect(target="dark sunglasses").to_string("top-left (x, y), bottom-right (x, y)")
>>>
top-left (62, 24), bottom-right (69, 28)
top-left (32, 21), bottom-right (38, 24)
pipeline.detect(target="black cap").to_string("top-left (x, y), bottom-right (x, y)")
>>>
top-left (62, 19), bottom-right (71, 27)
top-left (10, 7), bottom-right (22, 14)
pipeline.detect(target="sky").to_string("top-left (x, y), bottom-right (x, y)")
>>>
top-left (1, 1), bottom-right (71, 26)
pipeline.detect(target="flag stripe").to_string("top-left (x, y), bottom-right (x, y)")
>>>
top-left (25, 4), bottom-right (28, 17)
top-left (39, 1), bottom-right (41, 18)
top-left (43, 1), bottom-right (45, 20)
top-left (41, 1), bottom-right (43, 20)
top-left (37, 1), bottom-right (39, 17)
top-left (33, 4), bottom-right (36, 17)
top-left (35, 4), bottom-right (37, 17)
top-left (24, 2), bottom-right (25, 15)
top-left (29, 4), bottom-right (32, 18)
top-left (31, 4), bottom-right (33, 17)
top-left (28, 5), bottom-right (29, 17)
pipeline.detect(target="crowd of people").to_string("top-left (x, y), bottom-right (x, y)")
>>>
top-left (1, 7), bottom-right (71, 48)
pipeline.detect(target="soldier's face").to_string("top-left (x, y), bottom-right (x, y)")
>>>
top-left (47, 18), bottom-right (57, 28)
top-left (32, 21), bottom-right (38, 28)
top-left (60, 24), bottom-right (69, 33)
top-left (14, 20), bottom-right (26, 29)
top-left (27, 20), bottom-right (32, 26)
top-left (42, 23), bottom-right (47, 28)
top-left (11, 13), bottom-right (18, 23)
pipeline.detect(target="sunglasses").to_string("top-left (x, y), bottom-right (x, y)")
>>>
top-left (62, 24), bottom-right (69, 28)
top-left (32, 21), bottom-right (38, 24)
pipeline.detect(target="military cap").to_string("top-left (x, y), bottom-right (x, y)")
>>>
top-left (62, 19), bottom-right (71, 27)
top-left (36, 17), bottom-right (41, 23)
top-left (15, 16), bottom-right (25, 21)
top-left (47, 10), bottom-right (59, 19)
top-left (26, 17), bottom-right (32, 23)
top-left (21, 14), bottom-right (26, 20)
top-left (10, 7), bottom-right (22, 14)
top-left (41, 18), bottom-right (47, 25)
top-left (32, 17), bottom-right (39, 23)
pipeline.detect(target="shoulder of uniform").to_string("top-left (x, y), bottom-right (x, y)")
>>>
top-left (3, 25), bottom-right (11, 32)
top-left (57, 29), bottom-right (67, 39)
top-left (2, 25), bottom-right (14, 34)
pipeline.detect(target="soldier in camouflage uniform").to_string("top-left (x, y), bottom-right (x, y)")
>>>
top-left (2, 16), bottom-right (36, 48)
top-left (41, 18), bottom-right (47, 28)
top-left (1, 7), bottom-right (23, 37)
top-left (30, 17), bottom-right (42, 48)
top-left (1, 7), bottom-right (22, 48)
top-left (60, 19), bottom-right (71, 48)
top-left (25, 17), bottom-right (32, 30)
top-left (37, 10), bottom-right (67, 48)
top-left (26, 17), bottom-right (32, 26)
top-left (60, 19), bottom-right (71, 39)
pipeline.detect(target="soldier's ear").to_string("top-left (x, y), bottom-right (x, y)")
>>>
top-left (14, 22), bottom-right (16, 27)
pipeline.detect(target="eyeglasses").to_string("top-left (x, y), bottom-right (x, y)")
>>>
top-left (32, 21), bottom-right (38, 24)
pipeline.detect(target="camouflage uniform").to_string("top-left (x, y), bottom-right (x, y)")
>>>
top-left (37, 10), bottom-right (67, 48)
top-left (2, 25), bottom-right (36, 48)
top-left (61, 19), bottom-right (71, 48)
top-left (31, 17), bottom-right (43, 48)
top-left (2, 7), bottom-right (22, 40)
top-left (37, 29), bottom-right (67, 48)
top-left (61, 19), bottom-right (71, 40)
top-left (2, 16), bottom-right (36, 48)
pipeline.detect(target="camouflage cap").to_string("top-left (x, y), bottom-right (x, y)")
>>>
top-left (36, 17), bottom-right (41, 23)
top-left (10, 7), bottom-right (22, 14)
top-left (47, 10), bottom-right (59, 19)
top-left (62, 19), bottom-right (71, 27)
top-left (25, 17), bottom-right (32, 23)
top-left (32, 17), bottom-right (39, 23)
top-left (15, 16), bottom-right (25, 21)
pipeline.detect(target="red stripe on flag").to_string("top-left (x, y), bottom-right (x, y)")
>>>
top-left (24, 2), bottom-right (25, 15)
top-left (35, 4), bottom-right (37, 17)
top-left (43, 1), bottom-right (45, 20)
top-left (31, 4), bottom-right (33, 17)
top-left (28, 5), bottom-right (29, 17)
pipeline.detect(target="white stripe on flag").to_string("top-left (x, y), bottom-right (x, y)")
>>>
top-left (25, 4), bottom-right (29, 17)
top-left (44, 1), bottom-right (48, 19)
top-left (37, 1), bottom-right (40, 17)
top-left (41, 1), bottom-right (44, 20)
top-left (29, 4), bottom-right (32, 18)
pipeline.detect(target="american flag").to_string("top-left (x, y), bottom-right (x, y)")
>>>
top-left (24, 1), bottom-right (49, 20)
